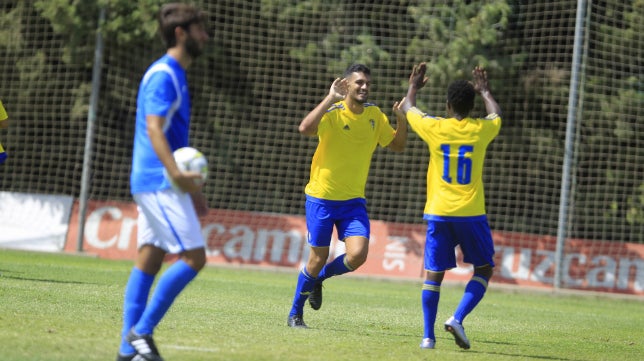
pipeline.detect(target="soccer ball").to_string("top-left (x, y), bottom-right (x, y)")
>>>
top-left (164, 147), bottom-right (208, 189)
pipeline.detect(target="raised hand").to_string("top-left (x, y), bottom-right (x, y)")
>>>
top-left (409, 62), bottom-right (428, 90)
top-left (393, 97), bottom-right (406, 119)
top-left (471, 66), bottom-right (490, 94)
top-left (328, 77), bottom-right (348, 102)
top-left (471, 66), bottom-right (501, 115)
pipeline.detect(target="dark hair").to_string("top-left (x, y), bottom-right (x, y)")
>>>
top-left (343, 64), bottom-right (371, 78)
top-left (158, 3), bottom-right (206, 48)
top-left (447, 80), bottom-right (476, 116)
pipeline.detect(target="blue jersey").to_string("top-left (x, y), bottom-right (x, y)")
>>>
top-left (130, 55), bottom-right (191, 194)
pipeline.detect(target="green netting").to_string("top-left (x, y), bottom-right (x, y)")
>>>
top-left (0, 1), bottom-right (642, 246)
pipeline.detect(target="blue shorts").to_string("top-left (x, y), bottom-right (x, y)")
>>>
top-left (305, 195), bottom-right (370, 247)
top-left (423, 215), bottom-right (495, 272)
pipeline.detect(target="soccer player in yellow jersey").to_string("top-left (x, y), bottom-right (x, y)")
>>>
top-left (0, 100), bottom-right (9, 164)
top-left (287, 64), bottom-right (408, 328)
top-left (394, 63), bottom-right (501, 350)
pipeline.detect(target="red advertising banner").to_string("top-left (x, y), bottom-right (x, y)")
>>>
top-left (65, 200), bottom-right (644, 296)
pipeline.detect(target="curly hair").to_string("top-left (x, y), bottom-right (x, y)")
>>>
top-left (447, 80), bottom-right (476, 116)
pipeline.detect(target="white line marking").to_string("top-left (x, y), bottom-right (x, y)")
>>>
top-left (165, 345), bottom-right (221, 353)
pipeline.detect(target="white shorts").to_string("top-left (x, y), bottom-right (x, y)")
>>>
top-left (133, 189), bottom-right (205, 254)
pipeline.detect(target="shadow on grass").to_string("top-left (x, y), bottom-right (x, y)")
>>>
top-left (469, 345), bottom-right (586, 361)
top-left (0, 271), bottom-right (96, 285)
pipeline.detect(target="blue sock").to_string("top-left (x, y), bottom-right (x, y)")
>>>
top-left (317, 254), bottom-right (353, 282)
top-left (289, 268), bottom-right (317, 317)
top-left (421, 280), bottom-right (441, 340)
top-left (133, 260), bottom-right (198, 335)
top-left (453, 275), bottom-right (489, 323)
top-left (119, 268), bottom-right (154, 355)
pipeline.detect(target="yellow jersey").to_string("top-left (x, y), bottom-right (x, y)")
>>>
top-left (0, 100), bottom-right (7, 159)
top-left (305, 101), bottom-right (395, 200)
top-left (407, 106), bottom-right (501, 217)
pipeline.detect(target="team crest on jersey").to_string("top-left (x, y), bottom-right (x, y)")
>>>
top-left (370, 119), bottom-right (375, 129)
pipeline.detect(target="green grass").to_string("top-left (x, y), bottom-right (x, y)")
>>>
top-left (0, 249), bottom-right (641, 361)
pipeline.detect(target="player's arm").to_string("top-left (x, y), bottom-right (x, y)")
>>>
top-left (399, 62), bottom-right (429, 114)
top-left (146, 114), bottom-right (202, 193)
top-left (298, 78), bottom-right (347, 136)
top-left (387, 100), bottom-right (407, 152)
top-left (472, 66), bottom-right (501, 116)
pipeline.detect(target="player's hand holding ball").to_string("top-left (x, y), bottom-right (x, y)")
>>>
top-left (164, 147), bottom-right (209, 194)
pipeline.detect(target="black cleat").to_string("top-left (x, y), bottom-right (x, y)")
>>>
top-left (308, 283), bottom-right (323, 310)
top-left (126, 329), bottom-right (164, 361)
top-left (287, 314), bottom-right (308, 328)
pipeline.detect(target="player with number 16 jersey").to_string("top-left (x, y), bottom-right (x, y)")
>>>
top-left (406, 105), bottom-right (500, 218)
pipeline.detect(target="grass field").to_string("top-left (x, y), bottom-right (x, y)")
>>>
top-left (0, 249), bottom-right (641, 361)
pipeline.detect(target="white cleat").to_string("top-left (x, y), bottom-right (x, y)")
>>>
top-left (420, 338), bottom-right (435, 349)
top-left (444, 316), bottom-right (471, 349)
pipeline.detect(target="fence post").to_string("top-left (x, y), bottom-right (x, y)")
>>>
top-left (76, 7), bottom-right (106, 252)
top-left (554, 0), bottom-right (588, 289)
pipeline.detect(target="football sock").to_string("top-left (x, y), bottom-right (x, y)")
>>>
top-left (317, 254), bottom-right (353, 282)
top-left (421, 280), bottom-right (441, 340)
top-left (119, 267), bottom-right (154, 355)
top-left (289, 267), bottom-right (317, 317)
top-left (134, 260), bottom-right (198, 335)
top-left (453, 274), bottom-right (489, 323)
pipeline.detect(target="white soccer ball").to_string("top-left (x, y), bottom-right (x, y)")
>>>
top-left (165, 147), bottom-right (208, 189)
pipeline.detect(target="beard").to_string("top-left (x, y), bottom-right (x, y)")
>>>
top-left (185, 36), bottom-right (203, 59)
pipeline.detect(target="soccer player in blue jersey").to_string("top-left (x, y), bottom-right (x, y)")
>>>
top-left (287, 64), bottom-right (408, 328)
top-left (394, 63), bottom-right (501, 350)
top-left (116, 4), bottom-right (210, 361)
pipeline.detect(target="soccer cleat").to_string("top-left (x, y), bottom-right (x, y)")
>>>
top-left (116, 353), bottom-right (146, 361)
top-left (287, 314), bottom-right (308, 328)
top-left (420, 338), bottom-right (435, 349)
top-left (444, 316), bottom-right (470, 349)
top-left (308, 282), bottom-right (323, 310)
top-left (126, 329), bottom-right (164, 361)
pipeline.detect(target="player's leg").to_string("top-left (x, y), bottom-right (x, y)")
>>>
top-left (288, 246), bottom-right (328, 327)
top-left (453, 264), bottom-right (493, 323)
top-left (133, 248), bottom-right (205, 335)
top-left (309, 201), bottom-right (369, 311)
top-left (316, 200), bottom-right (370, 282)
top-left (445, 219), bottom-right (495, 349)
top-left (118, 210), bottom-right (165, 359)
top-left (316, 235), bottom-right (367, 281)
top-left (420, 270), bottom-right (444, 349)
top-left (127, 190), bottom-right (205, 360)
top-left (288, 198), bottom-right (333, 326)
top-left (451, 219), bottom-right (495, 324)
top-left (420, 220), bottom-right (454, 349)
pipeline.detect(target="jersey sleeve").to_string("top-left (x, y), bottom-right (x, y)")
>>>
top-left (480, 113), bottom-right (502, 141)
top-left (141, 71), bottom-right (178, 118)
top-left (377, 109), bottom-right (396, 147)
top-left (406, 106), bottom-right (439, 143)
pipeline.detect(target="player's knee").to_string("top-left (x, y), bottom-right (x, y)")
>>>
top-left (181, 248), bottom-right (207, 271)
top-left (475, 264), bottom-right (494, 279)
top-left (425, 270), bottom-right (445, 283)
top-left (346, 251), bottom-right (368, 269)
